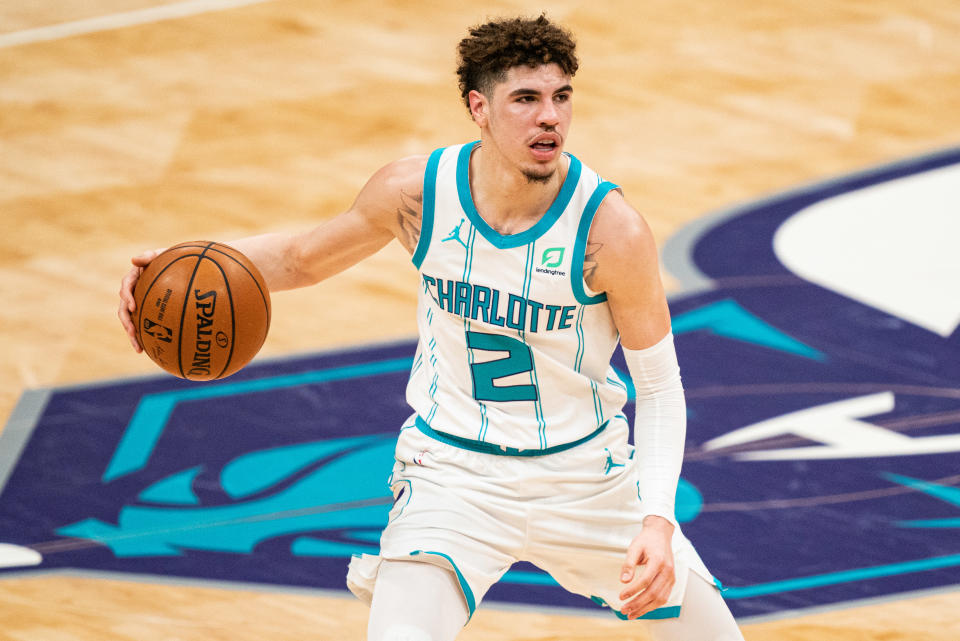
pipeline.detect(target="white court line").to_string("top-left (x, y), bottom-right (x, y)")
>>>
top-left (0, 0), bottom-right (274, 50)
top-left (0, 544), bottom-right (42, 569)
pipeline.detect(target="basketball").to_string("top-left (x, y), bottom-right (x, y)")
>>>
top-left (133, 241), bottom-right (271, 381)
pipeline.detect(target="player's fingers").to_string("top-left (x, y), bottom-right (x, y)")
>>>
top-left (622, 570), bottom-right (672, 619)
top-left (619, 557), bottom-right (657, 601)
top-left (128, 325), bottom-right (142, 352)
top-left (620, 539), bottom-right (645, 584)
top-left (117, 302), bottom-right (142, 352)
top-left (620, 545), bottom-right (674, 600)
top-left (131, 247), bottom-right (164, 267)
top-left (622, 558), bottom-right (675, 617)
top-left (624, 556), bottom-right (675, 618)
top-left (119, 262), bottom-right (147, 353)
top-left (119, 319), bottom-right (141, 351)
top-left (117, 301), bottom-right (130, 330)
top-left (129, 332), bottom-right (143, 353)
top-left (122, 248), bottom-right (164, 316)
top-left (119, 268), bottom-right (137, 309)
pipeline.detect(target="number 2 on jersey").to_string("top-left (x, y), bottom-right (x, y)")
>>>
top-left (465, 331), bottom-right (538, 402)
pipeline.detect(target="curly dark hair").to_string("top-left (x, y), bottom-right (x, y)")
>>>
top-left (456, 14), bottom-right (578, 111)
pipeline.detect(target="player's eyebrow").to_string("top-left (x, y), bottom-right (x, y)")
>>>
top-left (507, 85), bottom-right (574, 98)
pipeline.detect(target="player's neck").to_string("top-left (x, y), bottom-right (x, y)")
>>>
top-left (469, 142), bottom-right (566, 236)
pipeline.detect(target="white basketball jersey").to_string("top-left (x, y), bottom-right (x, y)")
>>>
top-left (407, 142), bottom-right (629, 453)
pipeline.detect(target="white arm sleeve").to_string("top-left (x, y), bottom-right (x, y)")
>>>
top-left (623, 331), bottom-right (686, 526)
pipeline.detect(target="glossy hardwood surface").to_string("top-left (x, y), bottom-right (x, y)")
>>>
top-left (2, 1), bottom-right (959, 638)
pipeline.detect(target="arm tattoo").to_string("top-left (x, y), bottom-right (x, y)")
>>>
top-left (583, 241), bottom-right (603, 290)
top-left (396, 189), bottom-right (423, 255)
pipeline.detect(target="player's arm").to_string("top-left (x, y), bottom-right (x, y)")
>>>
top-left (227, 154), bottom-right (428, 290)
top-left (118, 155), bottom-right (428, 351)
top-left (584, 191), bottom-right (683, 619)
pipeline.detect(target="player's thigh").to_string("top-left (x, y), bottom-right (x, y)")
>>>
top-left (644, 571), bottom-right (744, 641)
top-left (524, 461), bottom-right (713, 616)
top-left (368, 559), bottom-right (470, 641)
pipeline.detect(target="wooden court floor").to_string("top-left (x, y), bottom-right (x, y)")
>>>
top-left (2, 0), bottom-right (960, 639)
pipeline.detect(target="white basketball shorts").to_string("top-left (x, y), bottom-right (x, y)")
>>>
top-left (347, 414), bottom-right (715, 620)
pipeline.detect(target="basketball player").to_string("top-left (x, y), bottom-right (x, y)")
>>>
top-left (119, 15), bottom-right (744, 641)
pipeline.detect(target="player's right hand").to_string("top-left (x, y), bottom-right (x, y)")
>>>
top-left (618, 516), bottom-right (676, 619)
top-left (118, 248), bottom-right (165, 353)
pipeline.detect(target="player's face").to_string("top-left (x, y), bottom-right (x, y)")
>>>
top-left (474, 63), bottom-right (573, 183)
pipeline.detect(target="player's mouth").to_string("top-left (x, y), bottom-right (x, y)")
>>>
top-left (529, 134), bottom-right (561, 161)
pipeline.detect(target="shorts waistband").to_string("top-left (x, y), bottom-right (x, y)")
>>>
top-left (414, 416), bottom-right (608, 457)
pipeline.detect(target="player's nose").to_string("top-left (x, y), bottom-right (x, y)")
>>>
top-left (536, 100), bottom-right (560, 127)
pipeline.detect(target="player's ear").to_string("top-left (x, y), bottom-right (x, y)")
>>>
top-left (468, 89), bottom-right (488, 127)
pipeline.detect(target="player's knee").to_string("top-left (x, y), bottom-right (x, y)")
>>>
top-left (375, 622), bottom-right (434, 641)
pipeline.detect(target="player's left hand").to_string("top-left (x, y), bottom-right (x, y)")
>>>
top-left (618, 515), bottom-right (676, 619)
top-left (117, 248), bottom-right (165, 352)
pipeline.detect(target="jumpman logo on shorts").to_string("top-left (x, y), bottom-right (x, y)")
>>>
top-left (442, 218), bottom-right (468, 249)
top-left (604, 448), bottom-right (625, 475)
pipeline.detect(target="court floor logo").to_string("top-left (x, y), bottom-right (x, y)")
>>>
top-left (1, 148), bottom-right (959, 619)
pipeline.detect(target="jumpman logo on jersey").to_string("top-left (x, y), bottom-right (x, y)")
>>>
top-left (442, 218), bottom-right (468, 249)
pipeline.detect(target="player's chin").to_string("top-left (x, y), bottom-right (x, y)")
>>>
top-left (520, 162), bottom-right (557, 184)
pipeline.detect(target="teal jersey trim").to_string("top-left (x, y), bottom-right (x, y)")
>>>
top-left (455, 141), bottom-right (582, 249)
top-left (459, 224), bottom-right (490, 442)
top-left (415, 416), bottom-right (608, 456)
top-left (574, 304), bottom-right (586, 372)
top-left (411, 147), bottom-right (444, 269)
top-left (387, 479), bottom-right (412, 523)
top-left (642, 606), bottom-right (682, 620)
top-left (590, 596), bottom-right (681, 620)
top-left (521, 242), bottom-right (548, 448)
top-left (573, 304), bottom-right (604, 425)
top-left (590, 379), bottom-right (603, 425)
top-left (571, 181), bottom-right (619, 304)
top-left (410, 550), bottom-right (477, 619)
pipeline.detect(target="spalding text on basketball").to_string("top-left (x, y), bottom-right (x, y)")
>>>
top-left (189, 289), bottom-right (218, 377)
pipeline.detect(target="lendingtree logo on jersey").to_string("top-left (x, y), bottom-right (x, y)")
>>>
top-left (541, 247), bottom-right (565, 268)
top-left (536, 247), bottom-right (566, 276)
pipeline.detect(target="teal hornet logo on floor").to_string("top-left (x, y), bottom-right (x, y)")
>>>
top-left (58, 435), bottom-right (396, 558)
